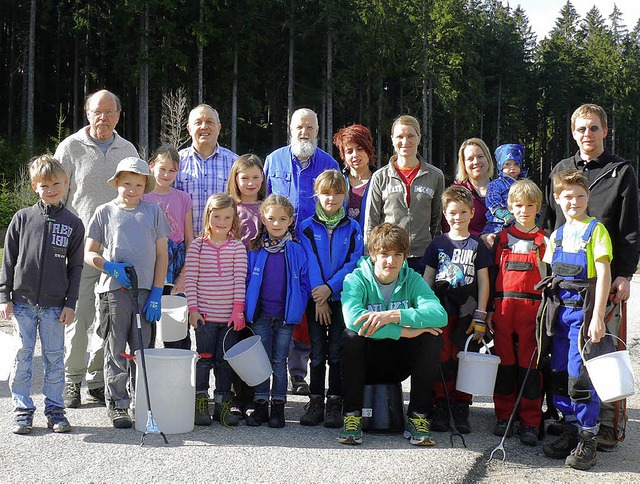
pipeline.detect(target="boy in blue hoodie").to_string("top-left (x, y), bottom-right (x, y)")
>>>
top-left (339, 223), bottom-right (446, 446)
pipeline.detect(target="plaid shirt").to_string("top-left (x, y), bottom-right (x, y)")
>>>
top-left (176, 144), bottom-right (238, 235)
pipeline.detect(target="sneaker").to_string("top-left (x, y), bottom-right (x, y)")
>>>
top-left (87, 387), bottom-right (106, 406)
top-left (12, 410), bottom-right (33, 435)
top-left (300, 395), bottom-right (324, 426)
top-left (194, 396), bottom-right (212, 426)
top-left (63, 382), bottom-right (81, 408)
top-left (107, 404), bottom-right (132, 429)
top-left (269, 400), bottom-right (286, 428)
top-left (214, 398), bottom-right (241, 427)
top-left (246, 400), bottom-right (269, 427)
top-left (430, 400), bottom-right (450, 432)
top-left (324, 395), bottom-right (343, 429)
top-left (565, 430), bottom-right (597, 470)
top-left (291, 375), bottom-right (310, 396)
top-left (404, 411), bottom-right (435, 446)
top-left (452, 402), bottom-right (471, 434)
top-left (519, 426), bottom-right (539, 446)
top-left (46, 411), bottom-right (72, 433)
top-left (339, 411), bottom-right (363, 445)
top-left (493, 419), bottom-right (514, 437)
top-left (543, 422), bottom-right (579, 459)
top-left (596, 424), bottom-right (618, 452)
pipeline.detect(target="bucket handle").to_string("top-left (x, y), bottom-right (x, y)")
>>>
top-left (463, 334), bottom-right (492, 355)
top-left (580, 334), bottom-right (627, 364)
top-left (222, 326), bottom-right (256, 357)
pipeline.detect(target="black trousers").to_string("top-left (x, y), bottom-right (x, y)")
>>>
top-left (341, 329), bottom-right (442, 415)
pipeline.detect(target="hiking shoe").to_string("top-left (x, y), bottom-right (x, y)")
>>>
top-left (430, 400), bottom-right (450, 432)
top-left (107, 405), bottom-right (132, 429)
top-left (339, 411), bottom-right (363, 445)
top-left (246, 400), bottom-right (269, 427)
top-left (493, 419), bottom-right (514, 437)
top-left (214, 398), bottom-right (241, 427)
top-left (519, 426), bottom-right (539, 446)
top-left (194, 396), bottom-right (212, 426)
top-left (565, 430), bottom-right (597, 470)
top-left (404, 411), bottom-right (435, 446)
top-left (46, 411), bottom-right (72, 433)
top-left (324, 395), bottom-right (343, 428)
top-left (291, 375), bottom-right (310, 396)
top-left (596, 424), bottom-right (618, 452)
top-left (452, 402), bottom-right (471, 434)
top-left (543, 422), bottom-right (579, 459)
top-left (87, 387), bottom-right (106, 406)
top-left (269, 400), bottom-right (286, 428)
top-left (12, 410), bottom-right (33, 435)
top-left (300, 395), bottom-right (324, 426)
top-left (63, 382), bottom-right (81, 408)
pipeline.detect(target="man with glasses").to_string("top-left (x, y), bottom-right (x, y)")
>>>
top-left (542, 103), bottom-right (639, 453)
top-left (54, 89), bottom-right (139, 408)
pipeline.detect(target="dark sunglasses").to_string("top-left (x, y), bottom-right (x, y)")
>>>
top-left (575, 125), bottom-right (600, 134)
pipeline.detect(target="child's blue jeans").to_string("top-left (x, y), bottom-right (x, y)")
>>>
top-left (195, 321), bottom-right (238, 402)
top-left (252, 316), bottom-right (295, 402)
top-left (10, 304), bottom-right (65, 414)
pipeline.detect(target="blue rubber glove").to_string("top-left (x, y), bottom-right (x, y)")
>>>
top-left (103, 261), bottom-right (132, 288)
top-left (143, 286), bottom-right (163, 323)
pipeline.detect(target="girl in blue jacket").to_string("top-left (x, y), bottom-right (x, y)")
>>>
top-left (245, 195), bottom-right (310, 428)
top-left (298, 170), bottom-right (364, 428)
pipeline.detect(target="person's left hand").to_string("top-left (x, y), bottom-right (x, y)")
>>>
top-left (588, 316), bottom-right (606, 343)
top-left (315, 301), bottom-right (332, 326)
top-left (143, 286), bottom-right (163, 323)
top-left (312, 284), bottom-right (332, 305)
top-left (610, 276), bottom-right (631, 303)
top-left (59, 307), bottom-right (75, 325)
top-left (354, 310), bottom-right (395, 337)
top-left (227, 302), bottom-right (246, 331)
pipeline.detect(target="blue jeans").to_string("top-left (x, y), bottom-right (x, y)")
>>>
top-left (195, 321), bottom-right (238, 402)
top-left (307, 300), bottom-right (345, 397)
top-left (10, 304), bottom-right (65, 414)
top-left (252, 316), bottom-right (295, 402)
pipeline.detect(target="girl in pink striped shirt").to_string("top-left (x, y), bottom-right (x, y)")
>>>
top-left (184, 193), bottom-right (248, 428)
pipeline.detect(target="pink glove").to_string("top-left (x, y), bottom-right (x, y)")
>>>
top-left (228, 301), bottom-right (246, 331)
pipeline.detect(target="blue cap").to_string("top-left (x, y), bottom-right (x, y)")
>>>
top-left (494, 144), bottom-right (526, 177)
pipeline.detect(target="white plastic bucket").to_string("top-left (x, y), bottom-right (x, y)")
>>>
top-left (456, 335), bottom-right (501, 396)
top-left (0, 330), bottom-right (19, 381)
top-left (158, 296), bottom-right (188, 342)
top-left (135, 348), bottom-right (198, 434)
top-left (223, 328), bottom-right (272, 387)
top-left (582, 336), bottom-right (635, 403)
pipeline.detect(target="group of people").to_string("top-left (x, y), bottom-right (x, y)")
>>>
top-left (1, 91), bottom-right (637, 472)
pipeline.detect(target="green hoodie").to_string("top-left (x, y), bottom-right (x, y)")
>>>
top-left (341, 256), bottom-right (447, 340)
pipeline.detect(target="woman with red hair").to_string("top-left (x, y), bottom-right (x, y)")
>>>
top-left (333, 124), bottom-right (376, 229)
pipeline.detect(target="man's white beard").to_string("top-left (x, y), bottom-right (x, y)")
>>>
top-left (292, 138), bottom-right (317, 160)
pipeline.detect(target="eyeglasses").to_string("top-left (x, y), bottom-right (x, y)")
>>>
top-left (88, 109), bottom-right (118, 118)
top-left (575, 125), bottom-right (600, 134)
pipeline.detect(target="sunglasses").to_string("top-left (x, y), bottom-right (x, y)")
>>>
top-left (575, 125), bottom-right (601, 134)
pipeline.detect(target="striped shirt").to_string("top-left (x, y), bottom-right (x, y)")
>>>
top-left (184, 237), bottom-right (247, 323)
top-left (176, 144), bottom-right (238, 235)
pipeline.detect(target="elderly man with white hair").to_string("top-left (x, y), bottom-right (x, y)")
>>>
top-left (264, 108), bottom-right (340, 396)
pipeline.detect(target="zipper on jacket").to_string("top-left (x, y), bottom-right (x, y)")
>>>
top-left (36, 204), bottom-right (54, 306)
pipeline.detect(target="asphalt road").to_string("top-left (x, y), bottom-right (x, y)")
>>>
top-left (1, 278), bottom-right (639, 483)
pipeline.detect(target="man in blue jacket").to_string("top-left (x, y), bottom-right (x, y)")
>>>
top-left (264, 108), bottom-right (340, 396)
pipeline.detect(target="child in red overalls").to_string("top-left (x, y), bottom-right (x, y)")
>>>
top-left (489, 179), bottom-right (547, 445)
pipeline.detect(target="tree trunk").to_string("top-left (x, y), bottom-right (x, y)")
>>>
top-left (287, 0), bottom-right (295, 125)
top-left (197, 0), bottom-right (204, 103)
top-left (73, 33), bottom-right (80, 130)
top-left (496, 75), bottom-right (502, 147)
top-left (231, 47), bottom-right (238, 153)
top-left (611, 101), bottom-right (616, 153)
top-left (138, 4), bottom-right (149, 157)
top-left (26, 0), bottom-right (36, 148)
top-left (326, 30), bottom-right (333, 158)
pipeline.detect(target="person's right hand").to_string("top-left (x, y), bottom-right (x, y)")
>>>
top-left (189, 311), bottom-right (204, 329)
top-left (315, 301), bottom-right (332, 326)
top-left (103, 261), bottom-right (132, 288)
top-left (0, 302), bottom-right (14, 320)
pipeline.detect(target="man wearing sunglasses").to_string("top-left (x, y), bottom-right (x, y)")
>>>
top-left (542, 103), bottom-right (639, 453)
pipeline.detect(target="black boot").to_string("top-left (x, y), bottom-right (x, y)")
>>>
top-left (269, 400), bottom-right (286, 428)
top-left (565, 430), bottom-right (597, 470)
top-left (430, 399), bottom-right (450, 432)
top-left (246, 399), bottom-right (269, 427)
top-left (452, 402), bottom-right (471, 434)
top-left (300, 395), bottom-right (324, 426)
top-left (324, 395), bottom-right (343, 428)
top-left (543, 422), bottom-right (579, 459)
